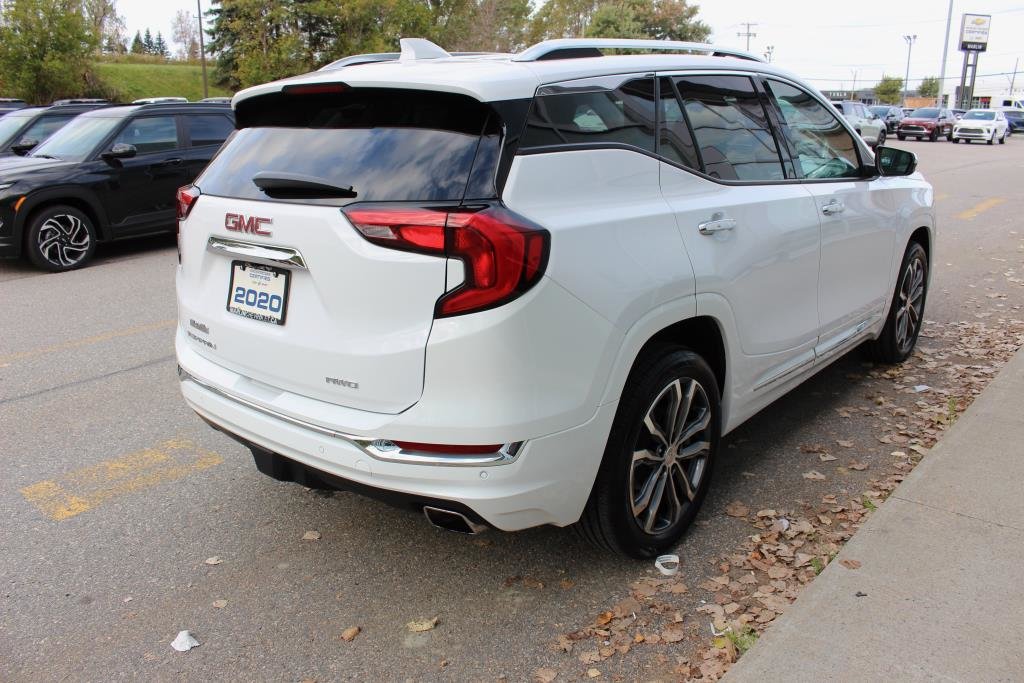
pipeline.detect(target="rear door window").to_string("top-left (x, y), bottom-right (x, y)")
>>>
top-left (521, 77), bottom-right (657, 152)
top-left (199, 88), bottom-right (500, 204)
top-left (184, 114), bottom-right (234, 147)
top-left (113, 116), bottom-right (180, 154)
top-left (672, 75), bottom-right (785, 181)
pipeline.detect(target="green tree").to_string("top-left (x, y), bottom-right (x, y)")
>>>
top-left (0, 0), bottom-right (99, 102)
top-left (874, 75), bottom-right (903, 104)
top-left (531, 0), bottom-right (709, 43)
top-left (143, 27), bottom-right (154, 53)
top-left (153, 31), bottom-right (169, 58)
top-left (130, 29), bottom-right (145, 54)
top-left (586, 2), bottom-right (644, 39)
top-left (918, 76), bottom-right (940, 99)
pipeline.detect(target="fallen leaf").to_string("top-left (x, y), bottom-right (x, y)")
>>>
top-left (799, 443), bottom-right (828, 454)
top-left (559, 579), bottom-right (575, 590)
top-left (579, 650), bottom-right (601, 664)
top-left (848, 461), bottom-right (869, 471)
top-left (340, 626), bottom-right (360, 642)
top-left (802, 470), bottom-right (826, 481)
top-left (840, 559), bottom-right (862, 570)
top-left (818, 453), bottom-right (838, 462)
top-left (587, 669), bottom-right (601, 679)
top-left (302, 530), bottom-right (322, 541)
top-left (595, 611), bottom-right (614, 626)
top-left (756, 509), bottom-right (776, 518)
top-left (794, 553), bottom-right (814, 568)
top-left (204, 556), bottom-right (223, 566)
top-left (634, 633), bottom-right (646, 643)
top-left (554, 635), bottom-right (573, 653)
top-left (522, 576), bottom-right (545, 589)
top-left (661, 625), bottom-right (686, 643)
top-left (406, 617), bottom-right (439, 632)
top-left (836, 440), bottom-right (855, 448)
top-left (725, 501), bottom-right (749, 518)
top-left (212, 599), bottom-right (227, 609)
top-left (534, 668), bottom-right (558, 683)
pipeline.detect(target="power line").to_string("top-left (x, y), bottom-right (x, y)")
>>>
top-left (736, 22), bottom-right (757, 52)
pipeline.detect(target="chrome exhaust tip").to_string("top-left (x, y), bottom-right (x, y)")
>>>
top-left (423, 506), bottom-right (488, 535)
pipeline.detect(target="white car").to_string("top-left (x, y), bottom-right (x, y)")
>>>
top-left (952, 108), bottom-right (1009, 144)
top-left (831, 100), bottom-right (887, 148)
top-left (175, 38), bottom-right (935, 557)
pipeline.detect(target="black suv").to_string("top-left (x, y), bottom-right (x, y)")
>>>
top-left (0, 102), bottom-right (234, 271)
top-left (0, 98), bottom-right (28, 115)
top-left (0, 103), bottom-right (109, 157)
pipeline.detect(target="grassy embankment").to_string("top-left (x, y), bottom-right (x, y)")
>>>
top-left (93, 61), bottom-right (232, 102)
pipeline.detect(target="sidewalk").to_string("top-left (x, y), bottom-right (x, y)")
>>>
top-left (725, 347), bottom-right (1024, 682)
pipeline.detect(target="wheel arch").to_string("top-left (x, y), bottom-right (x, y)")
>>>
top-left (15, 188), bottom-right (110, 243)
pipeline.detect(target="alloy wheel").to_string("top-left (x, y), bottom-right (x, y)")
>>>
top-left (629, 378), bottom-right (712, 534)
top-left (895, 254), bottom-right (926, 355)
top-left (36, 213), bottom-right (91, 268)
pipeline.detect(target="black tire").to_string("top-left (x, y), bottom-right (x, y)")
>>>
top-left (987, 131), bottom-right (995, 145)
top-left (865, 241), bottom-right (928, 364)
top-left (946, 131), bottom-right (954, 141)
top-left (929, 129), bottom-right (938, 142)
top-left (876, 129), bottom-right (886, 147)
top-left (25, 205), bottom-right (97, 272)
top-left (999, 130), bottom-right (1006, 144)
top-left (897, 133), bottom-right (905, 141)
top-left (576, 347), bottom-right (720, 558)
top-left (951, 137), bottom-right (960, 143)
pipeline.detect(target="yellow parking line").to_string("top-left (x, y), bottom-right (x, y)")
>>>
top-left (0, 319), bottom-right (175, 365)
top-left (934, 192), bottom-right (950, 202)
top-left (20, 439), bottom-right (222, 521)
top-left (956, 197), bottom-right (1007, 221)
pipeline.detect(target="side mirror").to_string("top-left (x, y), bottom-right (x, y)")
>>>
top-left (10, 137), bottom-right (38, 155)
top-left (875, 146), bottom-right (917, 177)
top-left (103, 143), bottom-right (137, 160)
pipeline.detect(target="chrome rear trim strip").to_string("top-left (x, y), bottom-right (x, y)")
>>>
top-left (206, 236), bottom-right (307, 270)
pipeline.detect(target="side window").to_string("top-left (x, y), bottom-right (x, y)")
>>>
top-left (765, 80), bottom-right (861, 180)
top-left (656, 77), bottom-right (700, 170)
top-left (22, 115), bottom-right (75, 142)
top-left (521, 77), bottom-right (656, 152)
top-left (113, 116), bottom-right (179, 154)
top-left (673, 75), bottom-right (785, 181)
top-left (185, 114), bottom-right (234, 147)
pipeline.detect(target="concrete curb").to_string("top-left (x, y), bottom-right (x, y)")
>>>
top-left (724, 347), bottom-right (1024, 682)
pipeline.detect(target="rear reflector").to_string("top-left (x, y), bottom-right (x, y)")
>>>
top-left (344, 203), bottom-right (549, 317)
top-left (392, 441), bottom-right (503, 455)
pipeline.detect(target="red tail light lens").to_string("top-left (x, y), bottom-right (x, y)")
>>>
top-left (176, 185), bottom-right (200, 220)
top-left (392, 441), bottom-right (503, 455)
top-left (344, 203), bottom-right (549, 317)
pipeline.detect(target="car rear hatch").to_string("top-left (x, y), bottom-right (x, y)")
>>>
top-left (177, 85), bottom-right (504, 414)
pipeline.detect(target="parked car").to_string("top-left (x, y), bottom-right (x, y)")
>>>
top-left (897, 107), bottom-right (955, 141)
top-left (832, 100), bottom-right (886, 147)
top-left (200, 97), bottom-right (233, 104)
top-left (0, 103), bottom-right (108, 157)
top-left (951, 108), bottom-right (966, 120)
top-left (902, 106), bottom-right (914, 116)
top-left (0, 98), bottom-right (28, 115)
top-left (174, 38), bottom-right (933, 558)
top-left (952, 108), bottom-right (1009, 144)
top-left (0, 102), bottom-right (234, 271)
top-left (870, 104), bottom-right (903, 133)
top-left (1002, 109), bottom-right (1024, 135)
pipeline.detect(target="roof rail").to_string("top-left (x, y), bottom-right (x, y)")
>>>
top-left (512, 39), bottom-right (764, 63)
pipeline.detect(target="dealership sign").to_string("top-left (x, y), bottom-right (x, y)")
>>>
top-left (960, 13), bottom-right (991, 52)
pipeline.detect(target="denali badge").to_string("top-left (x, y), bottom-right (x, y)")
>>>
top-left (225, 213), bottom-right (272, 237)
top-left (326, 377), bottom-right (359, 389)
top-left (189, 318), bottom-right (210, 334)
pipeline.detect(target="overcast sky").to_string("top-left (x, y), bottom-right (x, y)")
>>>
top-left (118, 0), bottom-right (1024, 98)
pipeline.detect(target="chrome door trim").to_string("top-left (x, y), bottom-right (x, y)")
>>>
top-left (206, 236), bottom-right (308, 270)
top-left (753, 350), bottom-right (815, 392)
top-left (814, 317), bottom-right (876, 361)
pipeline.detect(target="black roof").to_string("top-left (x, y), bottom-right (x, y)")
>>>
top-left (80, 102), bottom-right (234, 118)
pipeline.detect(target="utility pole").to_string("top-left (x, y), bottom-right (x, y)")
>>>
top-left (937, 0), bottom-right (953, 106)
top-left (1010, 57), bottom-right (1020, 103)
top-left (850, 69), bottom-right (859, 101)
top-left (737, 22), bottom-right (757, 52)
top-left (763, 45), bottom-right (774, 63)
top-left (902, 34), bottom-right (917, 106)
top-left (197, 0), bottom-right (209, 100)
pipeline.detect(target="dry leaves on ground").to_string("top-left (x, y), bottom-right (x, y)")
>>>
top-left (339, 626), bottom-right (361, 642)
top-left (406, 617), bottom-right (439, 633)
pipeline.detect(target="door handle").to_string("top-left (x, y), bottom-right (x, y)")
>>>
top-left (821, 200), bottom-right (845, 216)
top-left (160, 158), bottom-right (183, 166)
top-left (698, 217), bottom-right (737, 235)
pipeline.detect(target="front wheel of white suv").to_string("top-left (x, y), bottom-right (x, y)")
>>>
top-left (865, 241), bottom-right (928, 364)
top-left (576, 347), bottom-right (720, 558)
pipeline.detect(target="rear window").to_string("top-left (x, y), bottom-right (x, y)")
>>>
top-left (197, 88), bottom-right (500, 204)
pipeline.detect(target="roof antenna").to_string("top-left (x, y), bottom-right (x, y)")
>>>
top-left (399, 38), bottom-right (451, 62)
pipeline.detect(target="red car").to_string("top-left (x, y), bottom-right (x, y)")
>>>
top-left (897, 107), bottom-right (955, 141)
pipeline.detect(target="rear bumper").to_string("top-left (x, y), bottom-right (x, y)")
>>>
top-left (177, 344), bottom-right (618, 531)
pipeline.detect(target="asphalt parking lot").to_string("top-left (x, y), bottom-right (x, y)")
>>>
top-left (2, 137), bottom-right (1022, 681)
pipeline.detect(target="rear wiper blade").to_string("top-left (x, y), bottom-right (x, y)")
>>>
top-left (252, 172), bottom-right (357, 199)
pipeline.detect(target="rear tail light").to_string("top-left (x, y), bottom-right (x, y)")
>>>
top-left (175, 185), bottom-right (200, 264)
top-left (344, 203), bottom-right (549, 317)
top-left (176, 185), bottom-right (200, 220)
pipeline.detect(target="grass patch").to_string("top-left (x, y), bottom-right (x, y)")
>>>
top-left (93, 62), bottom-right (232, 102)
top-left (725, 626), bottom-right (759, 655)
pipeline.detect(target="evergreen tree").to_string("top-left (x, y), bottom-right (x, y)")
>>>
top-left (143, 27), bottom-right (153, 54)
top-left (129, 29), bottom-right (144, 54)
top-left (153, 31), bottom-right (169, 58)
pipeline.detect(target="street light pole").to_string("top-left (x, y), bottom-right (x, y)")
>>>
top-left (902, 34), bottom-right (917, 107)
top-left (197, 0), bottom-right (209, 100)
top-left (937, 0), bottom-right (953, 106)
top-left (764, 45), bottom-right (774, 63)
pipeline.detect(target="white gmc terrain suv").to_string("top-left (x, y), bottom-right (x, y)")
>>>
top-left (176, 38), bottom-right (934, 557)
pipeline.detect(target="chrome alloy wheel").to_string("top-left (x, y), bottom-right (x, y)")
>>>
top-left (895, 253), bottom-right (926, 354)
top-left (37, 213), bottom-right (91, 268)
top-left (629, 378), bottom-right (712, 534)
